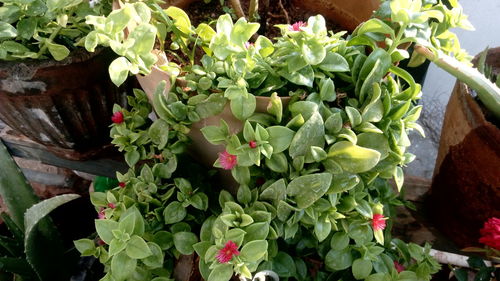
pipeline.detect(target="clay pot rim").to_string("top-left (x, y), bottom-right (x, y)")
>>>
top-left (0, 47), bottom-right (104, 71)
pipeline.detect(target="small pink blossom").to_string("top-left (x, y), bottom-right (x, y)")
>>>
top-left (372, 214), bottom-right (387, 231)
top-left (111, 111), bottom-right (124, 124)
top-left (244, 42), bottom-right (254, 49)
top-left (118, 182), bottom-right (126, 188)
top-left (289, 21), bottom-right (307, 31)
top-left (107, 203), bottom-right (116, 209)
top-left (394, 261), bottom-right (405, 273)
top-left (216, 240), bottom-right (240, 263)
top-left (98, 208), bottom-right (106, 219)
top-left (219, 150), bottom-right (237, 170)
top-left (479, 217), bottom-right (500, 250)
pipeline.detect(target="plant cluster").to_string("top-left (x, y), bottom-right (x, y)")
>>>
top-left (75, 90), bottom-right (210, 281)
top-left (75, 0), bottom-right (482, 280)
top-left (0, 0), bottom-right (111, 61)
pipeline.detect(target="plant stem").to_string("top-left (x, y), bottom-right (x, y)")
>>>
top-left (415, 45), bottom-right (500, 119)
top-left (278, 0), bottom-right (290, 24)
top-left (388, 23), bottom-right (407, 54)
top-left (248, 0), bottom-right (258, 22)
top-left (229, 0), bottom-right (246, 19)
top-left (36, 26), bottom-right (63, 58)
top-left (429, 249), bottom-right (492, 268)
top-left (259, 0), bottom-right (269, 33)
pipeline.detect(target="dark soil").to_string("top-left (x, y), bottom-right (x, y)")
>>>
top-left (184, 0), bottom-right (341, 39)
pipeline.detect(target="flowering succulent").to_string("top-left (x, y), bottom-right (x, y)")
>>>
top-left (77, 0), bottom-right (480, 280)
top-left (218, 150), bottom-right (238, 170)
top-left (289, 21), bottom-right (307, 31)
top-left (479, 217), bottom-right (500, 251)
top-left (216, 240), bottom-right (240, 263)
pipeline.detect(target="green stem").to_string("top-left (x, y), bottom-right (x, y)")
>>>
top-left (229, 0), bottom-right (246, 19)
top-left (152, 4), bottom-right (193, 62)
top-left (388, 23), bottom-right (407, 54)
top-left (248, 0), bottom-right (258, 22)
top-left (415, 45), bottom-right (500, 118)
top-left (36, 26), bottom-right (63, 58)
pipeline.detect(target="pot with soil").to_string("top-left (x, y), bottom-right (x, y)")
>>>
top-left (427, 47), bottom-right (500, 248)
top-left (0, 0), bottom-right (126, 160)
top-left (154, 0), bottom-right (380, 173)
top-left (0, 49), bottom-right (128, 160)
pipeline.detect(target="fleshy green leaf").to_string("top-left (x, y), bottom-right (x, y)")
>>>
top-left (328, 141), bottom-right (381, 173)
top-left (287, 173), bottom-right (332, 209)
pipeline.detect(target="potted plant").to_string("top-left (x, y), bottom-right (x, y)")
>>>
top-left (0, 139), bottom-right (87, 280)
top-left (73, 0), bottom-right (491, 280)
top-left (427, 47), bottom-right (500, 248)
top-left (0, 0), bottom-right (129, 160)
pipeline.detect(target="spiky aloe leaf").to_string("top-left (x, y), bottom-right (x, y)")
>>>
top-left (0, 257), bottom-right (35, 278)
top-left (0, 141), bottom-right (39, 230)
top-left (24, 194), bottom-right (80, 281)
top-left (0, 235), bottom-right (22, 257)
top-left (0, 213), bottom-right (23, 242)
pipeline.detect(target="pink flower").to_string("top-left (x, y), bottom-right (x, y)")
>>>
top-left (289, 21), bottom-right (307, 31)
top-left (98, 208), bottom-right (106, 219)
top-left (111, 111), bottom-right (124, 124)
top-left (394, 261), bottom-right (405, 273)
top-left (118, 182), bottom-right (126, 188)
top-left (479, 217), bottom-right (500, 250)
top-left (244, 42), bottom-right (254, 49)
top-left (249, 141), bottom-right (257, 149)
top-left (372, 214), bottom-right (387, 231)
top-left (219, 151), bottom-right (237, 170)
top-left (216, 240), bottom-right (240, 263)
top-left (107, 203), bottom-right (116, 209)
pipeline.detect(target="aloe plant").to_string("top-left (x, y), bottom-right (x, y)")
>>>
top-left (415, 45), bottom-right (500, 119)
top-left (0, 140), bottom-right (80, 280)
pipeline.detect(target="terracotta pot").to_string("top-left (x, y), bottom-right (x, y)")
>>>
top-left (291, 0), bottom-right (381, 32)
top-left (187, 96), bottom-right (291, 191)
top-left (136, 53), bottom-right (171, 103)
top-left (0, 49), bottom-right (128, 160)
top-left (427, 47), bottom-right (500, 247)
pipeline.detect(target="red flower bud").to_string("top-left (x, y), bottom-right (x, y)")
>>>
top-left (249, 141), bottom-right (257, 148)
top-left (255, 177), bottom-right (266, 186)
top-left (107, 203), bottom-right (116, 209)
top-left (118, 182), bottom-right (126, 188)
top-left (111, 111), bottom-right (124, 124)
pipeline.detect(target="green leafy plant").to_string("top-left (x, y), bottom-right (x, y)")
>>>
top-left (0, 0), bottom-right (111, 61)
top-left (78, 0), bottom-right (492, 280)
top-left (0, 140), bottom-right (81, 280)
top-left (75, 89), bottom-right (213, 281)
